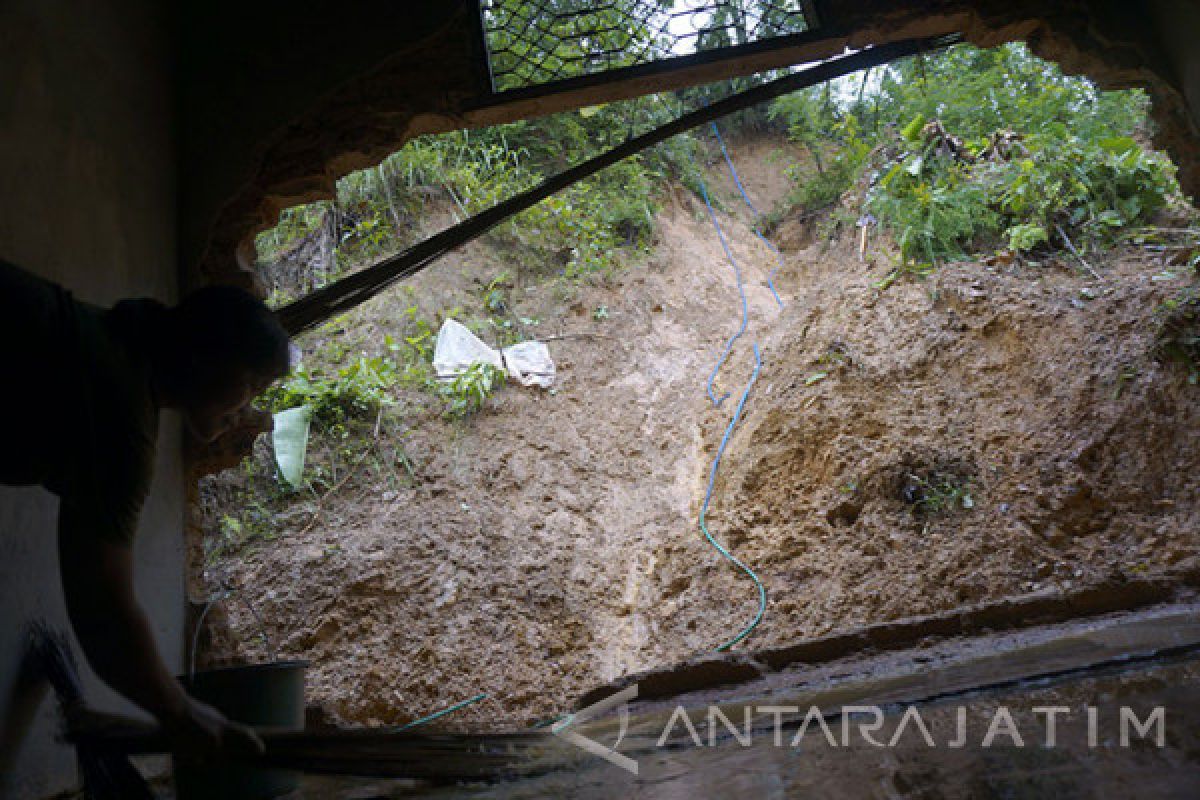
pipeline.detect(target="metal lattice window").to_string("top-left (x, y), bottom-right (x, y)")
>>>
top-left (480, 0), bottom-right (818, 92)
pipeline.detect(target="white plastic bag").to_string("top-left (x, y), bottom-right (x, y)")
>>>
top-left (432, 318), bottom-right (555, 389)
top-left (272, 406), bottom-right (312, 489)
top-left (500, 340), bottom-right (555, 388)
top-left (432, 319), bottom-right (503, 377)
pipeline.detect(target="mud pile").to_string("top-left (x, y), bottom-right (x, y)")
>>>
top-left (676, 242), bottom-right (1200, 652)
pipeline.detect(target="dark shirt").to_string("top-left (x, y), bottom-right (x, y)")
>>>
top-left (0, 258), bottom-right (159, 545)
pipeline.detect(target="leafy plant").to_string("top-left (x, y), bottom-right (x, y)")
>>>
top-left (262, 354), bottom-right (397, 426)
top-left (440, 362), bottom-right (507, 418)
top-left (866, 125), bottom-right (1174, 268)
top-left (904, 471), bottom-right (975, 515)
top-left (988, 135), bottom-right (1175, 248)
top-left (1006, 223), bottom-right (1050, 253)
top-left (871, 159), bottom-right (997, 266)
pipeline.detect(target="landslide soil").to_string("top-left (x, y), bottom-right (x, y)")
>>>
top-left (197, 134), bottom-right (1200, 732)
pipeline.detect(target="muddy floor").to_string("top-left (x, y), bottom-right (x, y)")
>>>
top-left (199, 135), bottom-right (1200, 731)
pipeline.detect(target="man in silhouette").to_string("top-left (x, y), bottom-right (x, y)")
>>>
top-left (1, 257), bottom-right (291, 756)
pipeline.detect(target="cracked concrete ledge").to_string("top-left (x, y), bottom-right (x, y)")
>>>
top-left (574, 565), bottom-right (1200, 711)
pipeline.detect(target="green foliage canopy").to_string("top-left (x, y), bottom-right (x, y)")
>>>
top-left (768, 42), bottom-right (1177, 266)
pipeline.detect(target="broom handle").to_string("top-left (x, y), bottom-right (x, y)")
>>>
top-left (67, 708), bottom-right (542, 755)
top-left (64, 708), bottom-right (276, 755)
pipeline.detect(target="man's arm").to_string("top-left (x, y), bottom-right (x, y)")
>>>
top-left (57, 500), bottom-right (263, 756)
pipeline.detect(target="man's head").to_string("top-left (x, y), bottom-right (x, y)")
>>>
top-left (156, 286), bottom-right (291, 442)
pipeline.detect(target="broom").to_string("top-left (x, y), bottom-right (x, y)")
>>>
top-left (24, 622), bottom-right (155, 799)
top-left (66, 712), bottom-right (552, 785)
top-left (34, 617), bottom-right (550, 785)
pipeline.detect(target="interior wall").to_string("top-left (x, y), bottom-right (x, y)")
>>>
top-left (0, 2), bottom-right (180, 798)
top-left (177, 0), bottom-right (470, 287)
top-left (1148, 0), bottom-right (1200, 144)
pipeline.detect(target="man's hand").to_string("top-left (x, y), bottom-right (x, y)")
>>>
top-left (161, 696), bottom-right (265, 759)
top-left (57, 518), bottom-right (264, 761)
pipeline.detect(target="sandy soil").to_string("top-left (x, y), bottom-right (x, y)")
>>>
top-left (199, 134), bottom-right (1200, 732)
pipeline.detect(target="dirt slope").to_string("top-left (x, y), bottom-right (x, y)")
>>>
top-left (202, 135), bottom-right (1200, 731)
top-left (679, 232), bottom-right (1200, 650)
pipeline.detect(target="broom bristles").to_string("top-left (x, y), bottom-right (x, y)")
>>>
top-left (25, 622), bottom-right (155, 799)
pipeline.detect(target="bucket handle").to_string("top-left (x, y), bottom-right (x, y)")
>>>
top-left (189, 585), bottom-right (278, 682)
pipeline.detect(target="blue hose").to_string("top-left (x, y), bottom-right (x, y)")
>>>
top-left (700, 178), bottom-right (750, 409)
top-left (711, 122), bottom-right (786, 310)
top-left (395, 692), bottom-right (489, 731)
top-left (700, 344), bottom-right (766, 651)
top-left (697, 151), bottom-right (769, 651)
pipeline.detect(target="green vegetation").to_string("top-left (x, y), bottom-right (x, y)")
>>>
top-left (768, 43), bottom-right (1178, 272)
top-left (260, 354), bottom-right (398, 428)
top-left (871, 122), bottom-right (1174, 267)
top-left (905, 471), bottom-right (975, 516)
top-left (440, 362), bottom-right (508, 418)
top-left (255, 94), bottom-right (702, 295)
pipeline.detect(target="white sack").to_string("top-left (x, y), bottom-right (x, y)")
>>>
top-left (500, 340), bottom-right (555, 388)
top-left (432, 318), bottom-right (504, 377)
top-left (272, 406), bottom-right (312, 489)
top-left (432, 318), bottom-right (555, 389)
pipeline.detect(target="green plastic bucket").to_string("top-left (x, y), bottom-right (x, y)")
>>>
top-left (173, 660), bottom-right (307, 800)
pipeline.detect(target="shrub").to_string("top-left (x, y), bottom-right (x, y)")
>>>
top-left (870, 154), bottom-right (998, 266)
top-left (440, 362), bottom-right (507, 417)
top-left (776, 110), bottom-right (872, 214)
top-left (867, 126), bottom-right (1176, 267)
top-left (262, 354), bottom-right (397, 427)
top-left (988, 135), bottom-right (1175, 247)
